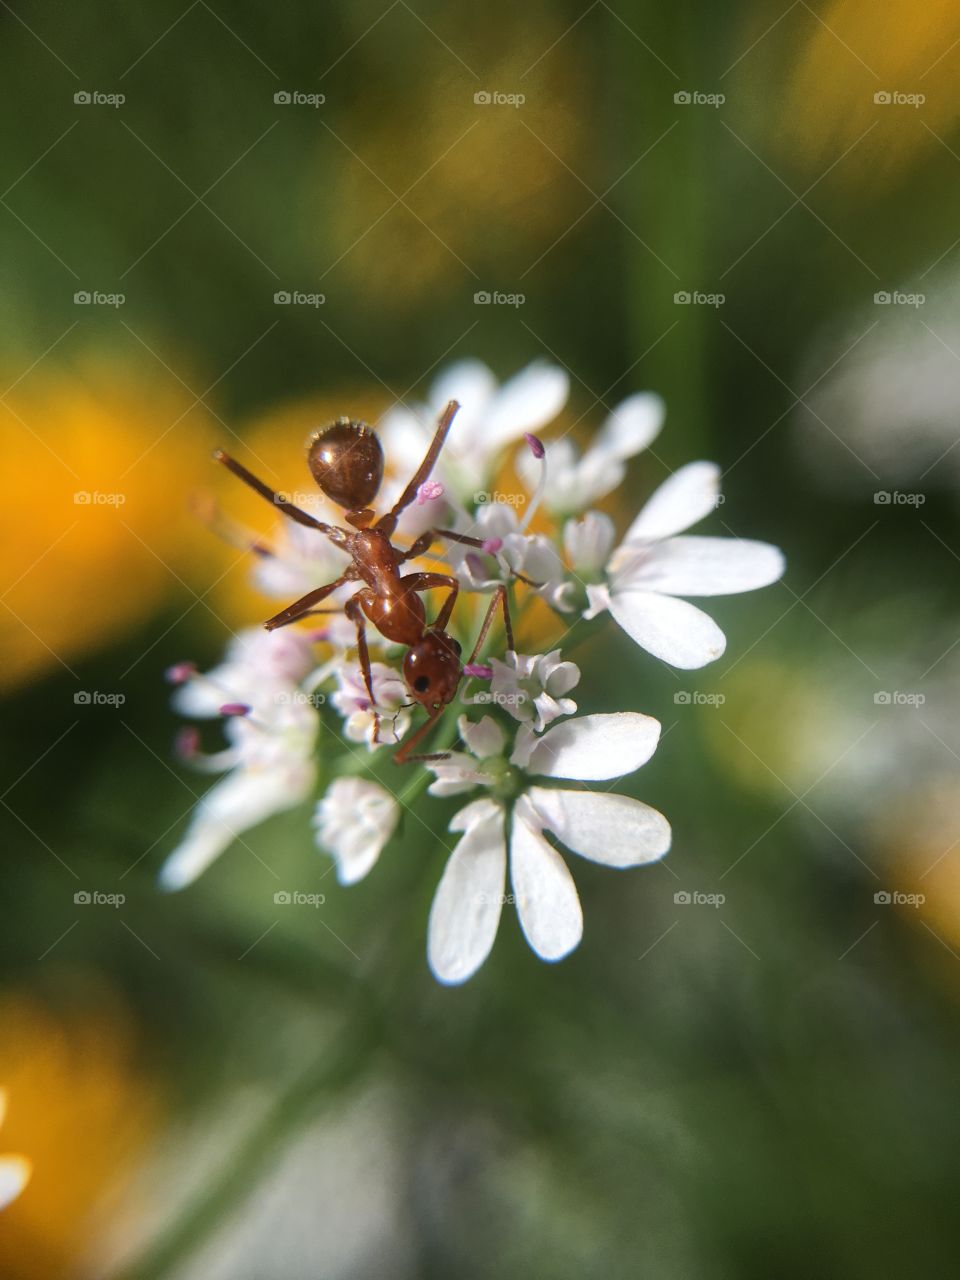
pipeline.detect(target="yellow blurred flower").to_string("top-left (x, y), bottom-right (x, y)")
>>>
top-left (0, 993), bottom-right (159, 1279)
top-left (783, 0), bottom-right (960, 181)
top-left (0, 357), bottom-right (217, 694)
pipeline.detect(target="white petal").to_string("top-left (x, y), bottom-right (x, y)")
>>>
top-left (623, 462), bottom-right (721, 542)
top-left (459, 714), bottom-right (505, 760)
top-left (512, 712), bottom-right (661, 780)
top-left (430, 359), bottom-right (497, 437)
top-left (0, 1156), bottom-right (30, 1210)
top-left (608, 589), bottom-right (726, 669)
top-left (596, 392), bottom-right (665, 459)
top-left (427, 799), bottom-right (506, 985)
top-left (528, 786), bottom-right (671, 867)
top-left (158, 760), bottom-right (315, 891)
top-left (613, 536), bottom-right (785, 598)
top-left (483, 361), bottom-right (569, 452)
top-left (314, 777), bottom-right (399, 885)
top-left (564, 511), bottom-right (617, 574)
top-left (509, 796), bottom-right (582, 961)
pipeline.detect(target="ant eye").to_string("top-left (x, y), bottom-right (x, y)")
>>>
top-left (413, 675), bottom-right (430, 693)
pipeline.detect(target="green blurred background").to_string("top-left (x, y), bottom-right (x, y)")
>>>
top-left (3, 1), bottom-right (960, 1276)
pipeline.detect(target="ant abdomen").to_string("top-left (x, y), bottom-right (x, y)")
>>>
top-left (307, 418), bottom-right (384, 512)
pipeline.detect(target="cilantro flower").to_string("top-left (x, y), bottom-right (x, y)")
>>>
top-left (423, 712), bottom-right (670, 984)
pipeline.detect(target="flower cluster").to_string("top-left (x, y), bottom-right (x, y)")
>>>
top-left (160, 360), bottom-right (784, 984)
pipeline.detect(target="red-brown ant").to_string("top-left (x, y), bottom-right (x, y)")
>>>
top-left (213, 401), bottom-right (515, 762)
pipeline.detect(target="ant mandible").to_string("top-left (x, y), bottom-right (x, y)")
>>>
top-left (213, 400), bottom-right (515, 762)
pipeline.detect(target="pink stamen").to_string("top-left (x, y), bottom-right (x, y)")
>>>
top-left (464, 663), bottom-right (493, 679)
top-left (165, 661), bottom-right (196, 685)
top-left (524, 432), bottom-right (545, 459)
top-left (416, 479), bottom-right (444, 505)
top-left (482, 537), bottom-right (503, 554)
top-left (174, 727), bottom-right (200, 759)
top-left (219, 702), bottom-right (251, 718)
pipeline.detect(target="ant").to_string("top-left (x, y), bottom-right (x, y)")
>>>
top-left (213, 400), bottom-right (517, 762)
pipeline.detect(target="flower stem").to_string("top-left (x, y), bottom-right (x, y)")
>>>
top-left (114, 1020), bottom-right (377, 1280)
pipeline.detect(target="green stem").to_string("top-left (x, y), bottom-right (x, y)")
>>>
top-left (115, 1021), bottom-right (377, 1280)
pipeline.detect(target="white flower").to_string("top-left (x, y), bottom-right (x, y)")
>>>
top-left (330, 661), bottom-right (412, 749)
top-left (580, 463), bottom-right (785, 668)
top-left (424, 712), bottom-right (670, 984)
top-left (517, 392), bottom-right (665, 515)
top-left (0, 1090), bottom-right (30, 1211)
top-left (379, 358), bottom-right (569, 506)
top-left (478, 649), bottom-right (580, 732)
top-left (172, 627), bottom-right (318, 718)
top-left (159, 634), bottom-right (320, 891)
top-left (314, 777), bottom-right (400, 885)
top-left (251, 500), bottom-right (352, 600)
top-left (443, 504), bottom-right (575, 612)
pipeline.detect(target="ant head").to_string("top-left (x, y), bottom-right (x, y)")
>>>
top-left (403, 630), bottom-right (462, 710)
top-left (307, 418), bottom-right (384, 514)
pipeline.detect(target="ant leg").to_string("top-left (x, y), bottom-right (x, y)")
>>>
top-left (397, 530), bottom-right (436, 564)
top-left (344, 591), bottom-right (382, 744)
top-left (468, 584), bottom-right (514, 661)
top-left (263, 572), bottom-right (356, 631)
top-left (393, 705), bottom-right (445, 765)
top-left (431, 527), bottom-right (485, 550)
top-left (214, 450), bottom-right (348, 546)
top-left (377, 401), bottom-right (460, 535)
top-left (401, 572), bottom-right (459, 631)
